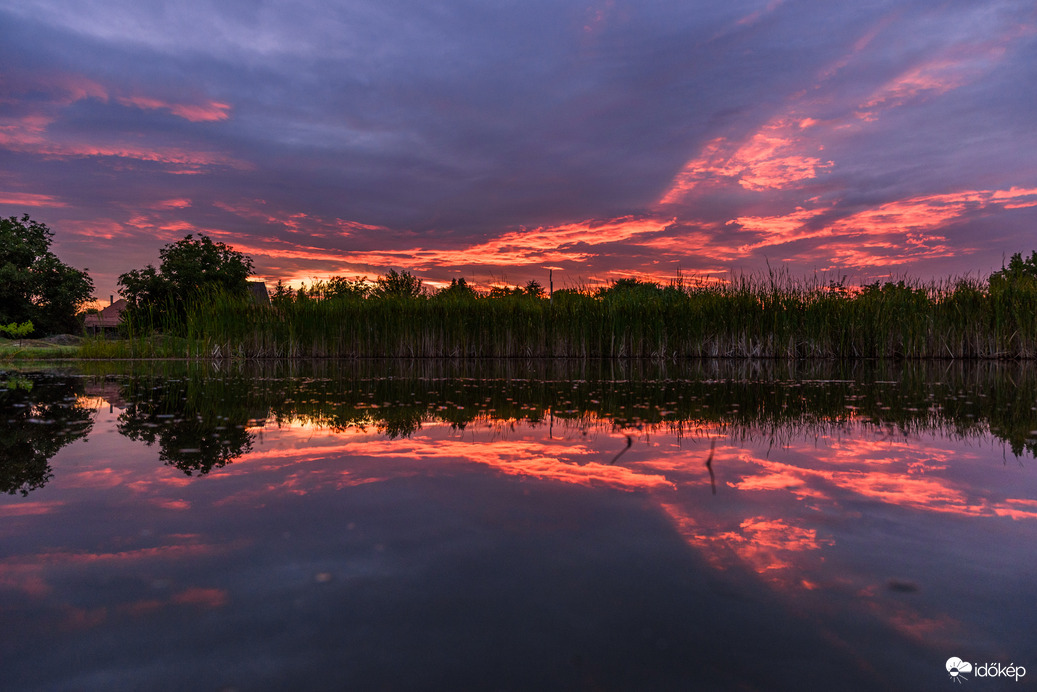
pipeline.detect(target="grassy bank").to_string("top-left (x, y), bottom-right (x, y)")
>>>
top-left (0, 339), bottom-right (80, 361)
top-left (76, 271), bottom-right (1037, 360)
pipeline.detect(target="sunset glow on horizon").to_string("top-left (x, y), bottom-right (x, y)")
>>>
top-left (2, 1), bottom-right (1036, 298)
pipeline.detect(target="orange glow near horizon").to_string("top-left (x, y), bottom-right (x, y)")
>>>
top-left (189, 213), bottom-right (676, 286)
top-left (35, 173), bottom-right (1037, 297)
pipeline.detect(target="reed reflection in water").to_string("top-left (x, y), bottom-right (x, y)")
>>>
top-left (0, 359), bottom-right (1034, 690)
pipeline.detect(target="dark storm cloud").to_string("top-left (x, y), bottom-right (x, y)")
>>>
top-left (1, 0), bottom-right (1035, 295)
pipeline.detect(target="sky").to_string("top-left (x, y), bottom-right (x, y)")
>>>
top-left (2, 0), bottom-right (1036, 299)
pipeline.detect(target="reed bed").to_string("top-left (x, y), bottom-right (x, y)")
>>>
top-left (78, 273), bottom-right (1037, 360)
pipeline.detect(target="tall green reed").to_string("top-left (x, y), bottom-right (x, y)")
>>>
top-left (80, 272), bottom-right (1037, 360)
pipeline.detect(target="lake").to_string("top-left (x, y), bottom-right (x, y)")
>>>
top-left (1, 360), bottom-right (1034, 690)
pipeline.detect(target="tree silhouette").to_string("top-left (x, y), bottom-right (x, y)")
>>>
top-left (373, 269), bottom-right (424, 298)
top-left (0, 375), bottom-right (93, 495)
top-left (0, 215), bottom-right (94, 336)
top-left (118, 233), bottom-right (254, 322)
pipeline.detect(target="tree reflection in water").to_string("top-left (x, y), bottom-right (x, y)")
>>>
top-left (8, 358), bottom-right (1037, 493)
top-left (118, 359), bottom-right (1034, 462)
top-left (4, 359), bottom-right (1034, 691)
top-left (0, 373), bottom-right (93, 495)
top-left (115, 374), bottom-right (264, 476)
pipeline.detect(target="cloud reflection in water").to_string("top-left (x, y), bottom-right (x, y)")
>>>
top-left (1, 361), bottom-right (1035, 689)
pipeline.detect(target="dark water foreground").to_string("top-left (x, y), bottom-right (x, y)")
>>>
top-left (1, 360), bottom-right (1035, 691)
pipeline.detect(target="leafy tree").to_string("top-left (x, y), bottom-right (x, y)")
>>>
top-left (118, 233), bottom-right (254, 315)
top-left (117, 264), bottom-right (171, 312)
top-left (373, 269), bottom-right (424, 298)
top-left (523, 280), bottom-right (545, 298)
top-left (0, 214), bottom-right (94, 335)
top-left (859, 280), bottom-right (928, 301)
top-left (328, 276), bottom-right (370, 299)
top-left (488, 285), bottom-right (523, 298)
top-left (0, 320), bottom-right (34, 345)
top-left (596, 277), bottom-right (663, 299)
top-left (435, 277), bottom-right (478, 300)
top-left (990, 251), bottom-right (1037, 289)
top-left (315, 276), bottom-right (370, 300)
top-left (271, 279), bottom-right (294, 308)
top-left (487, 280), bottom-right (546, 299)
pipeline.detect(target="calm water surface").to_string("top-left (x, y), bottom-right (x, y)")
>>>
top-left (1, 361), bottom-right (1035, 691)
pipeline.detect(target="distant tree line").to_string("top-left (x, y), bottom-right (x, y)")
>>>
top-left (270, 272), bottom-right (555, 305)
top-left (8, 211), bottom-right (1037, 344)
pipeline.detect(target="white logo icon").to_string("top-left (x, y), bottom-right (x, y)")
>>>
top-left (947, 657), bottom-right (973, 683)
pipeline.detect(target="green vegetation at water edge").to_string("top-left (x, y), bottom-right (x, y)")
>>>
top-left (0, 339), bottom-right (81, 361)
top-left (81, 262), bottom-right (1037, 359)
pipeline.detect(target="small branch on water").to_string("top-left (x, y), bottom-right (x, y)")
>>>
top-left (705, 438), bottom-right (717, 495)
top-left (609, 434), bottom-right (633, 464)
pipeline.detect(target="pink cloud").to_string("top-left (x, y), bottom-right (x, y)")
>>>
top-left (222, 213), bottom-right (673, 281)
top-left (828, 192), bottom-right (987, 235)
top-left (729, 440), bottom-right (1013, 518)
top-left (0, 135), bottom-right (246, 173)
top-left (853, 26), bottom-right (1030, 121)
top-left (0, 192), bottom-right (65, 207)
top-left (230, 428), bottom-right (676, 493)
top-left (0, 501), bottom-right (65, 517)
top-left (728, 207), bottom-right (829, 248)
top-left (735, 0), bottom-right (785, 27)
top-left (722, 187), bottom-right (1037, 268)
top-left (118, 95), bottom-right (232, 122)
top-left (658, 119), bottom-right (832, 205)
top-left (251, 217), bottom-right (670, 272)
top-left (429, 216), bottom-right (673, 266)
top-left (151, 198), bottom-right (192, 209)
top-left (0, 114), bottom-right (55, 148)
top-left (0, 77), bottom-right (242, 173)
top-left (856, 58), bottom-right (975, 121)
top-left (12, 71), bottom-right (109, 106)
top-left (214, 200), bottom-right (385, 235)
top-left (716, 516), bottom-right (832, 572)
